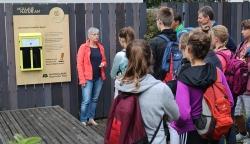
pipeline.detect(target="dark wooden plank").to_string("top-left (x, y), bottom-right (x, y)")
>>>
top-left (48, 107), bottom-right (97, 143)
top-left (125, 3), bottom-right (133, 27)
top-left (93, 3), bottom-right (105, 118)
top-left (43, 84), bottom-right (52, 106)
top-left (108, 3), bottom-right (117, 66)
top-left (0, 3), bottom-right (8, 111)
top-left (242, 2), bottom-right (250, 20)
top-left (0, 122), bottom-right (8, 143)
top-left (217, 3), bottom-right (223, 25)
top-left (47, 107), bottom-right (95, 144)
top-left (74, 4), bottom-right (85, 120)
top-left (109, 3), bottom-right (116, 102)
top-left (93, 3), bottom-right (100, 29)
top-left (1, 112), bottom-right (19, 137)
top-left (116, 3), bottom-right (125, 52)
top-left (0, 114), bottom-right (9, 143)
top-left (176, 3), bottom-right (183, 15)
top-left (188, 2), bottom-right (199, 27)
top-left (11, 110), bottom-right (38, 137)
top-left (183, 3), bottom-right (189, 27)
top-left (51, 83), bottom-right (63, 107)
top-left (223, 2), bottom-right (231, 34)
top-left (100, 3), bottom-right (111, 117)
top-left (210, 2), bottom-right (218, 23)
top-left (32, 108), bottom-right (79, 144)
top-left (6, 4), bottom-right (18, 110)
top-left (68, 4), bottom-right (80, 119)
top-left (26, 85), bottom-right (37, 108)
top-left (47, 108), bottom-right (91, 144)
top-left (139, 3), bottom-right (147, 39)
top-left (5, 111), bottom-right (25, 136)
top-left (68, 4), bottom-right (79, 118)
top-left (230, 3), bottom-right (237, 45)
top-left (17, 86), bottom-right (27, 109)
top-left (21, 108), bottom-right (59, 143)
top-left (52, 106), bottom-right (103, 143)
top-left (75, 3), bottom-right (86, 48)
top-left (0, 113), bottom-right (15, 139)
top-left (133, 3), bottom-right (140, 39)
top-left (38, 108), bottom-right (87, 144)
top-left (166, 2), bottom-right (177, 10)
top-left (62, 83), bottom-right (70, 112)
top-left (236, 3), bottom-right (243, 44)
top-left (19, 109), bottom-right (52, 143)
top-left (18, 85), bottom-right (36, 109)
top-left (33, 85), bottom-right (45, 107)
top-left (85, 3), bottom-right (93, 33)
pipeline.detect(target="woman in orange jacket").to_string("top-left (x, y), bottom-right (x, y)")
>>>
top-left (77, 27), bottom-right (107, 126)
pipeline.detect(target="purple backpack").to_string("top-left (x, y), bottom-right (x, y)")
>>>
top-left (216, 51), bottom-right (248, 96)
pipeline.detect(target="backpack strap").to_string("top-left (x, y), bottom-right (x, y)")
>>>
top-left (116, 66), bottom-right (122, 76)
top-left (157, 34), bottom-right (170, 43)
top-left (215, 68), bottom-right (221, 83)
top-left (157, 34), bottom-right (174, 52)
top-left (235, 40), bottom-right (246, 57)
top-left (149, 118), bottom-right (163, 143)
top-left (158, 34), bottom-right (174, 72)
top-left (216, 51), bottom-right (231, 66)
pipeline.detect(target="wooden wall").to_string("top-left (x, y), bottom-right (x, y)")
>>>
top-left (0, 3), bottom-right (147, 119)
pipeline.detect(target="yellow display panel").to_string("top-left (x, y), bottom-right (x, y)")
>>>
top-left (19, 33), bottom-right (43, 71)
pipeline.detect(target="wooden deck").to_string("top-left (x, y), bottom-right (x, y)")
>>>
top-left (0, 106), bottom-right (106, 144)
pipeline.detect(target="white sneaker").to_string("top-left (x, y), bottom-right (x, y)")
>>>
top-left (81, 121), bottom-right (87, 126)
top-left (243, 138), bottom-right (250, 144)
top-left (236, 133), bottom-right (249, 142)
top-left (89, 119), bottom-right (98, 126)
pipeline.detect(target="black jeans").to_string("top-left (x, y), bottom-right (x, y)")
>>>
top-left (180, 131), bottom-right (219, 144)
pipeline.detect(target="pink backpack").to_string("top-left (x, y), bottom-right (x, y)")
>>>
top-left (216, 51), bottom-right (248, 96)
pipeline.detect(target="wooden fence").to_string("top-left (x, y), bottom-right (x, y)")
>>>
top-left (0, 3), bottom-right (147, 118)
top-left (162, 2), bottom-right (250, 45)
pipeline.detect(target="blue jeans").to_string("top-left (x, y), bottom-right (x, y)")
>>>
top-left (247, 116), bottom-right (250, 133)
top-left (219, 126), bottom-right (236, 144)
top-left (80, 78), bottom-right (103, 122)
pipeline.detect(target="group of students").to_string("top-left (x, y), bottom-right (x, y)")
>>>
top-left (76, 4), bottom-right (250, 144)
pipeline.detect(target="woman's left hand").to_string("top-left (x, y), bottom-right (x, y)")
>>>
top-left (99, 62), bottom-right (105, 68)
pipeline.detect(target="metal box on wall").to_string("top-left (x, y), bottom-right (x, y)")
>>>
top-left (19, 33), bottom-right (43, 71)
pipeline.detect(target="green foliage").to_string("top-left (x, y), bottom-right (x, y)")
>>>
top-left (9, 134), bottom-right (42, 144)
top-left (144, 9), bottom-right (159, 41)
top-left (146, 0), bottom-right (164, 8)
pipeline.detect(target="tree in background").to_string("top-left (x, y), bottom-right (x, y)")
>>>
top-left (144, 9), bottom-right (159, 41)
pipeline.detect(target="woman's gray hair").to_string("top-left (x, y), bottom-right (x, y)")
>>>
top-left (88, 27), bottom-right (99, 36)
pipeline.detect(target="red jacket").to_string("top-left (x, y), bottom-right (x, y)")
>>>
top-left (77, 40), bottom-right (107, 85)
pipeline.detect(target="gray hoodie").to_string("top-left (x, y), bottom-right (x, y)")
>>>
top-left (115, 74), bottom-right (179, 144)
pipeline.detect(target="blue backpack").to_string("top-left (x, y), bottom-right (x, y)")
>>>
top-left (158, 34), bottom-right (182, 78)
top-left (176, 27), bottom-right (194, 41)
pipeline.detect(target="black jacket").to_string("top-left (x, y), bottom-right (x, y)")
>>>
top-left (178, 63), bottom-right (217, 90)
top-left (149, 29), bottom-right (177, 80)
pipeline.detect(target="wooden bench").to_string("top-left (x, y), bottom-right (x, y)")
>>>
top-left (0, 106), bottom-right (106, 144)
